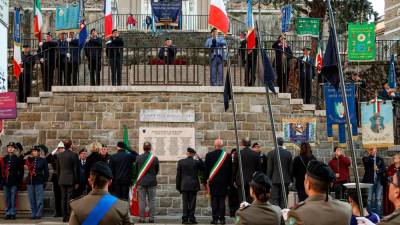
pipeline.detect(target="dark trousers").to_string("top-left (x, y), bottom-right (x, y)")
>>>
top-left (58, 57), bottom-right (67, 85)
top-left (271, 183), bottom-right (289, 209)
top-left (18, 72), bottom-right (32, 102)
top-left (66, 62), bottom-right (79, 86)
top-left (73, 183), bottom-right (87, 199)
top-left (300, 74), bottom-right (312, 104)
top-left (60, 185), bottom-right (74, 220)
top-left (112, 184), bottom-right (130, 201)
top-left (228, 186), bottom-right (239, 216)
top-left (245, 52), bottom-right (257, 86)
top-left (110, 59), bottom-right (122, 86)
top-left (333, 183), bottom-right (346, 200)
top-left (53, 181), bottom-right (62, 217)
top-left (238, 183), bottom-right (252, 203)
top-left (41, 62), bottom-right (55, 92)
top-left (276, 64), bottom-right (289, 93)
top-left (182, 191), bottom-right (197, 220)
top-left (296, 186), bottom-right (308, 202)
top-left (211, 195), bottom-right (226, 221)
top-left (89, 60), bottom-right (101, 86)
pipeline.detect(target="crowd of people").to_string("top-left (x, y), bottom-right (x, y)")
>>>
top-left (1, 136), bottom-right (400, 224)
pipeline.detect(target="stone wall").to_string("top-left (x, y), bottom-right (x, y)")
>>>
top-left (2, 86), bottom-right (328, 216)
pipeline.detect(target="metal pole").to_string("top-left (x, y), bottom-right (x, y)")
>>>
top-left (226, 47), bottom-right (247, 202)
top-left (327, 0), bottom-right (364, 216)
top-left (256, 21), bottom-right (287, 208)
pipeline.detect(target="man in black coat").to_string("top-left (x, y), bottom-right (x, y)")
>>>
top-left (297, 47), bottom-right (315, 104)
top-left (66, 32), bottom-right (80, 86)
top-left (106, 29), bottom-right (124, 86)
top-left (75, 148), bottom-right (87, 198)
top-left (232, 137), bottom-right (260, 203)
top-left (176, 147), bottom-right (204, 224)
top-left (38, 32), bottom-right (58, 91)
top-left (56, 140), bottom-right (79, 222)
top-left (205, 139), bottom-right (232, 224)
top-left (57, 32), bottom-right (68, 85)
top-left (252, 142), bottom-right (267, 174)
top-left (19, 44), bottom-right (34, 102)
top-left (266, 137), bottom-right (292, 209)
top-left (46, 141), bottom-right (65, 217)
top-left (158, 38), bottom-right (177, 65)
top-left (85, 28), bottom-right (102, 86)
top-left (109, 142), bottom-right (137, 201)
top-left (272, 34), bottom-right (292, 93)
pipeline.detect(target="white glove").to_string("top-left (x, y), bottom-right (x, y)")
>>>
top-left (39, 42), bottom-right (43, 47)
top-left (67, 53), bottom-right (71, 58)
top-left (51, 148), bottom-right (58, 155)
top-left (67, 38), bottom-right (72, 42)
top-left (240, 201), bottom-right (250, 208)
top-left (281, 208), bottom-right (290, 221)
top-left (356, 217), bottom-right (375, 225)
top-left (40, 58), bottom-right (44, 63)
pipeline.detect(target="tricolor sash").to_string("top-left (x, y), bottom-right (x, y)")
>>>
top-left (208, 150), bottom-right (228, 183)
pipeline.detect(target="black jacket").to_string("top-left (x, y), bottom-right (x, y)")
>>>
top-left (176, 156), bottom-right (204, 192)
top-left (46, 153), bottom-right (58, 183)
top-left (158, 45), bottom-right (177, 65)
top-left (38, 40), bottom-right (58, 64)
top-left (78, 159), bottom-right (86, 186)
top-left (258, 152), bottom-right (268, 174)
top-left (22, 53), bottom-right (35, 76)
top-left (109, 150), bottom-right (137, 185)
top-left (204, 149), bottom-right (232, 196)
top-left (266, 147), bottom-right (293, 184)
top-left (135, 152), bottom-right (159, 187)
top-left (106, 37), bottom-right (124, 61)
top-left (378, 89), bottom-right (400, 101)
top-left (85, 152), bottom-right (110, 180)
top-left (26, 156), bottom-right (49, 185)
top-left (2, 154), bottom-right (23, 186)
top-left (292, 155), bottom-right (316, 190)
top-left (56, 149), bottom-right (79, 186)
top-left (85, 37), bottom-right (103, 62)
top-left (68, 39), bottom-right (81, 64)
top-left (298, 55), bottom-right (315, 79)
top-left (272, 40), bottom-right (292, 68)
top-left (233, 147), bottom-right (260, 186)
top-left (362, 155), bottom-right (386, 185)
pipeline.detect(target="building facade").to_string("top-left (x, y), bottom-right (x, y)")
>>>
top-left (384, 0), bottom-right (400, 40)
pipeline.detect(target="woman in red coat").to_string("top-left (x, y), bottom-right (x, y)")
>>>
top-left (384, 154), bottom-right (400, 215)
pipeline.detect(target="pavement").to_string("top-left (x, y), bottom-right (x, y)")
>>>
top-left (0, 216), bottom-right (235, 224)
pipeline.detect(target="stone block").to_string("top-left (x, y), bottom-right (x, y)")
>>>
top-left (212, 103), bottom-right (224, 113)
top-left (84, 112), bottom-right (97, 121)
top-left (41, 112), bottom-right (56, 121)
top-left (122, 103), bottom-right (135, 112)
top-left (158, 176), bottom-right (169, 184)
top-left (242, 122), bottom-right (255, 130)
top-left (81, 122), bottom-right (97, 129)
top-left (56, 112), bottom-right (70, 121)
top-left (38, 130), bottom-right (46, 144)
top-left (22, 136), bottom-right (37, 146)
top-left (160, 198), bottom-right (172, 207)
top-left (168, 103), bottom-right (182, 110)
top-left (51, 96), bottom-right (66, 106)
top-left (119, 120), bottom-right (135, 129)
top-left (51, 122), bottom-right (65, 129)
top-left (27, 97), bottom-right (40, 104)
top-left (32, 106), bottom-right (50, 112)
top-left (71, 112), bottom-right (84, 121)
top-left (57, 130), bottom-right (71, 139)
top-left (72, 130), bottom-right (89, 139)
top-left (205, 131), bottom-right (219, 140)
top-left (65, 122), bottom-right (81, 129)
top-left (47, 130), bottom-right (57, 139)
top-left (107, 103), bottom-right (123, 112)
top-left (220, 131), bottom-right (235, 140)
top-left (160, 164), bottom-right (177, 176)
top-left (35, 122), bottom-right (52, 130)
top-left (221, 113), bottom-right (233, 122)
top-left (18, 112), bottom-right (41, 121)
top-left (172, 198), bottom-right (181, 208)
top-left (115, 112), bottom-right (135, 120)
top-left (21, 122), bottom-right (35, 129)
top-left (102, 120), bottom-right (119, 129)
top-left (100, 96), bottom-right (114, 102)
top-left (210, 113), bottom-right (220, 122)
top-left (50, 106), bottom-right (66, 112)
top-left (5, 121), bottom-right (21, 129)
top-left (214, 122), bottom-right (227, 130)
top-left (94, 103), bottom-right (107, 112)
top-left (74, 102), bottom-right (87, 112)
top-left (246, 114), bottom-right (258, 122)
top-left (250, 105), bottom-right (264, 113)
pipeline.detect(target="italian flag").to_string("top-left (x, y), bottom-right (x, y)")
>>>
top-left (315, 44), bottom-right (323, 74)
top-left (208, 0), bottom-right (229, 34)
top-left (104, 0), bottom-right (113, 38)
top-left (33, 0), bottom-right (43, 42)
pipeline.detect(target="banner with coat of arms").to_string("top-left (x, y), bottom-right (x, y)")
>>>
top-left (55, 5), bottom-right (80, 32)
top-left (361, 98), bottom-right (394, 148)
top-left (324, 83), bottom-right (358, 144)
top-left (282, 117), bottom-right (317, 144)
top-left (295, 17), bottom-right (320, 37)
top-left (347, 22), bottom-right (376, 62)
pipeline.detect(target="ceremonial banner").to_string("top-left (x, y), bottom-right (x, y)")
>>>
top-left (55, 5), bottom-right (80, 32)
top-left (296, 17), bottom-right (320, 37)
top-left (348, 23), bottom-right (375, 61)
top-left (361, 99), bottom-right (394, 148)
top-left (281, 4), bottom-right (293, 33)
top-left (282, 117), bottom-right (317, 144)
top-left (151, 0), bottom-right (182, 27)
top-left (324, 83), bottom-right (358, 143)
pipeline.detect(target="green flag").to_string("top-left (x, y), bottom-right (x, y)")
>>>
top-left (296, 17), bottom-right (320, 37)
top-left (347, 22), bottom-right (375, 61)
top-left (123, 125), bottom-right (132, 151)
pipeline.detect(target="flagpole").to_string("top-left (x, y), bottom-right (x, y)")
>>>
top-left (327, 0), bottom-right (364, 216)
top-left (226, 49), bottom-right (247, 203)
top-left (255, 21), bottom-right (287, 208)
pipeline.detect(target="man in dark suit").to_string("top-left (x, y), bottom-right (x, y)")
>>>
top-left (158, 38), bottom-right (177, 65)
top-left (266, 137), bottom-right (292, 209)
top-left (38, 32), bottom-right (58, 91)
top-left (298, 47), bottom-right (315, 104)
top-left (232, 137), bottom-right (260, 203)
top-left (75, 148), bottom-right (87, 197)
top-left (252, 142), bottom-right (268, 174)
top-left (109, 142), bottom-right (137, 201)
top-left (176, 147), bottom-right (204, 224)
top-left (57, 32), bottom-right (68, 85)
top-left (66, 32), bottom-right (80, 86)
top-left (106, 29), bottom-right (124, 86)
top-left (56, 139), bottom-right (79, 222)
top-left (205, 139), bottom-right (232, 224)
top-left (85, 28), bottom-right (103, 86)
top-left (19, 44), bottom-right (34, 103)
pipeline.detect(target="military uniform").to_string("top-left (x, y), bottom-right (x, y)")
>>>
top-left (235, 200), bottom-right (284, 225)
top-left (69, 189), bottom-right (130, 225)
top-left (379, 208), bottom-right (400, 225)
top-left (287, 194), bottom-right (351, 225)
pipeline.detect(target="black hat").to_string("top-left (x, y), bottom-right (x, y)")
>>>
top-left (382, 79), bottom-right (388, 86)
top-left (79, 148), bottom-right (87, 154)
top-left (91, 161), bottom-right (113, 179)
top-left (90, 28), bottom-right (96, 34)
top-left (37, 144), bottom-right (49, 155)
top-left (46, 32), bottom-right (52, 36)
top-left (23, 44), bottom-right (30, 48)
top-left (102, 144), bottom-right (107, 148)
top-left (7, 142), bottom-right (16, 148)
top-left (187, 147), bottom-right (196, 154)
top-left (251, 172), bottom-right (272, 191)
top-left (31, 145), bottom-right (40, 151)
top-left (307, 160), bottom-right (336, 183)
top-left (303, 46), bottom-right (311, 50)
top-left (165, 37), bottom-right (171, 41)
top-left (117, 141), bottom-right (126, 149)
top-left (15, 143), bottom-right (23, 152)
top-left (277, 137), bottom-right (284, 146)
top-left (112, 29), bottom-right (118, 33)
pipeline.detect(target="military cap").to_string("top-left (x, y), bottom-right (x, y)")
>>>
top-left (252, 172), bottom-right (272, 191)
top-left (37, 144), bottom-right (49, 155)
top-left (23, 44), bottom-right (30, 48)
top-left (7, 142), bottom-right (16, 148)
top-left (307, 160), bottom-right (336, 183)
top-left (31, 145), bottom-right (40, 151)
top-left (187, 147), bottom-right (196, 154)
top-left (46, 32), bottom-right (52, 36)
top-left (117, 141), bottom-right (126, 149)
top-left (91, 161), bottom-right (113, 179)
top-left (79, 148), bottom-right (87, 154)
top-left (15, 142), bottom-right (23, 152)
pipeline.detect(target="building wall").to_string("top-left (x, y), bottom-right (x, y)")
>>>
top-left (384, 0), bottom-right (400, 40)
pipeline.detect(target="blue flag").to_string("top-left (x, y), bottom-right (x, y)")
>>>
top-left (388, 54), bottom-right (397, 89)
top-left (258, 47), bottom-right (277, 94)
top-left (79, 20), bottom-right (88, 49)
top-left (223, 71), bottom-right (232, 111)
top-left (321, 29), bottom-right (339, 89)
top-left (281, 4), bottom-right (293, 33)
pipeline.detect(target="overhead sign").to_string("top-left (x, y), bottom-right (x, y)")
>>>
top-left (348, 22), bottom-right (376, 61)
top-left (0, 0), bottom-right (9, 26)
top-left (0, 92), bottom-right (17, 119)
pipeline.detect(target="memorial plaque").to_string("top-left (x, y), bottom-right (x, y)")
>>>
top-left (139, 109), bottom-right (195, 123)
top-left (138, 127), bottom-right (195, 161)
top-left (0, 92), bottom-right (16, 119)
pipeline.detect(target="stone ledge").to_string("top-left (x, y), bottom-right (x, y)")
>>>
top-left (302, 104), bottom-right (316, 111)
top-left (17, 103), bottom-right (28, 109)
top-left (290, 99), bottom-right (303, 105)
top-left (277, 93), bottom-right (291, 99)
top-left (51, 86), bottom-right (279, 94)
top-left (39, 92), bottom-right (53, 98)
top-left (315, 110), bottom-right (326, 116)
top-left (27, 97), bottom-right (40, 104)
